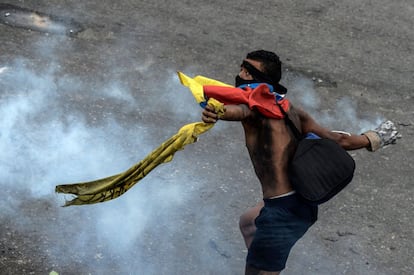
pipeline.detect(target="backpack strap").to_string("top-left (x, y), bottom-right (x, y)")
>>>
top-left (276, 103), bottom-right (303, 140)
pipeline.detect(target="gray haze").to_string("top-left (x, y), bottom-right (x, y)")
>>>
top-left (1, 1), bottom-right (412, 274)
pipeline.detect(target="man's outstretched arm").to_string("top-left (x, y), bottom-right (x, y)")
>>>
top-left (202, 103), bottom-right (252, 122)
top-left (295, 105), bottom-right (400, 151)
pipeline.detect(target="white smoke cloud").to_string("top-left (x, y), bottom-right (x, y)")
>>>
top-left (284, 72), bottom-right (384, 134)
top-left (0, 40), bottom-right (248, 273)
top-left (0, 56), bottom-right (207, 273)
top-left (0, 40), bottom-right (385, 274)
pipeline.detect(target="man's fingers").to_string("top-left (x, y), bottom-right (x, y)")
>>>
top-left (202, 109), bottom-right (218, 123)
top-left (203, 108), bottom-right (218, 118)
top-left (202, 116), bottom-right (217, 123)
top-left (205, 104), bottom-right (216, 112)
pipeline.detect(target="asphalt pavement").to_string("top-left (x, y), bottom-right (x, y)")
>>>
top-left (0, 1), bottom-right (413, 274)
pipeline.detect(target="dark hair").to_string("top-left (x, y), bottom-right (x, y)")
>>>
top-left (246, 50), bottom-right (282, 83)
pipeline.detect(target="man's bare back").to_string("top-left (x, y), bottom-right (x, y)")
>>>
top-left (242, 109), bottom-right (298, 198)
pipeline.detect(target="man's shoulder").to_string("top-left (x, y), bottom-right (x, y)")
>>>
top-left (287, 103), bottom-right (309, 118)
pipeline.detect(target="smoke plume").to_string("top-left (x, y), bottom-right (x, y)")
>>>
top-left (0, 37), bottom-right (383, 274)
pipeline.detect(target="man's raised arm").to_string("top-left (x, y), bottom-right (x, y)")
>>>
top-left (295, 105), bottom-right (400, 151)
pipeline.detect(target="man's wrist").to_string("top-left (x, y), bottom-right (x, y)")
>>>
top-left (362, 130), bottom-right (381, 152)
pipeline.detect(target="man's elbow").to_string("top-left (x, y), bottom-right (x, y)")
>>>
top-left (337, 138), bottom-right (353, 150)
top-left (335, 134), bottom-right (369, 150)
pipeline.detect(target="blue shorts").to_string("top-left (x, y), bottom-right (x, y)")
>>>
top-left (246, 193), bottom-right (318, 272)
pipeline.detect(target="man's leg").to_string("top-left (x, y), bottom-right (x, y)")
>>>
top-left (239, 201), bottom-right (264, 249)
top-left (245, 264), bottom-right (280, 275)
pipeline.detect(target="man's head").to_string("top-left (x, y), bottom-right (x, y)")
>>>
top-left (246, 50), bottom-right (282, 83)
top-left (236, 50), bottom-right (287, 94)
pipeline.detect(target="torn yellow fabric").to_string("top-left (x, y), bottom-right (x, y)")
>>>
top-left (55, 72), bottom-right (225, 206)
top-left (177, 71), bottom-right (232, 104)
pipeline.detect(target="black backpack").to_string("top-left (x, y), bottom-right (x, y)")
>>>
top-left (277, 104), bottom-right (356, 205)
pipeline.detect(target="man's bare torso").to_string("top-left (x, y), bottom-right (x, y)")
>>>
top-left (241, 109), bottom-right (299, 198)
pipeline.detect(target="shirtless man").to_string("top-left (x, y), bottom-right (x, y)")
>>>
top-left (201, 50), bottom-right (398, 274)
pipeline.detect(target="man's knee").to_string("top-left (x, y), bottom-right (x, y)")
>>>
top-left (239, 213), bottom-right (253, 233)
top-left (239, 202), bottom-right (263, 235)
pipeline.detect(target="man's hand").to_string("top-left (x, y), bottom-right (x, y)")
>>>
top-left (362, 120), bottom-right (401, 151)
top-left (202, 104), bottom-right (220, 123)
